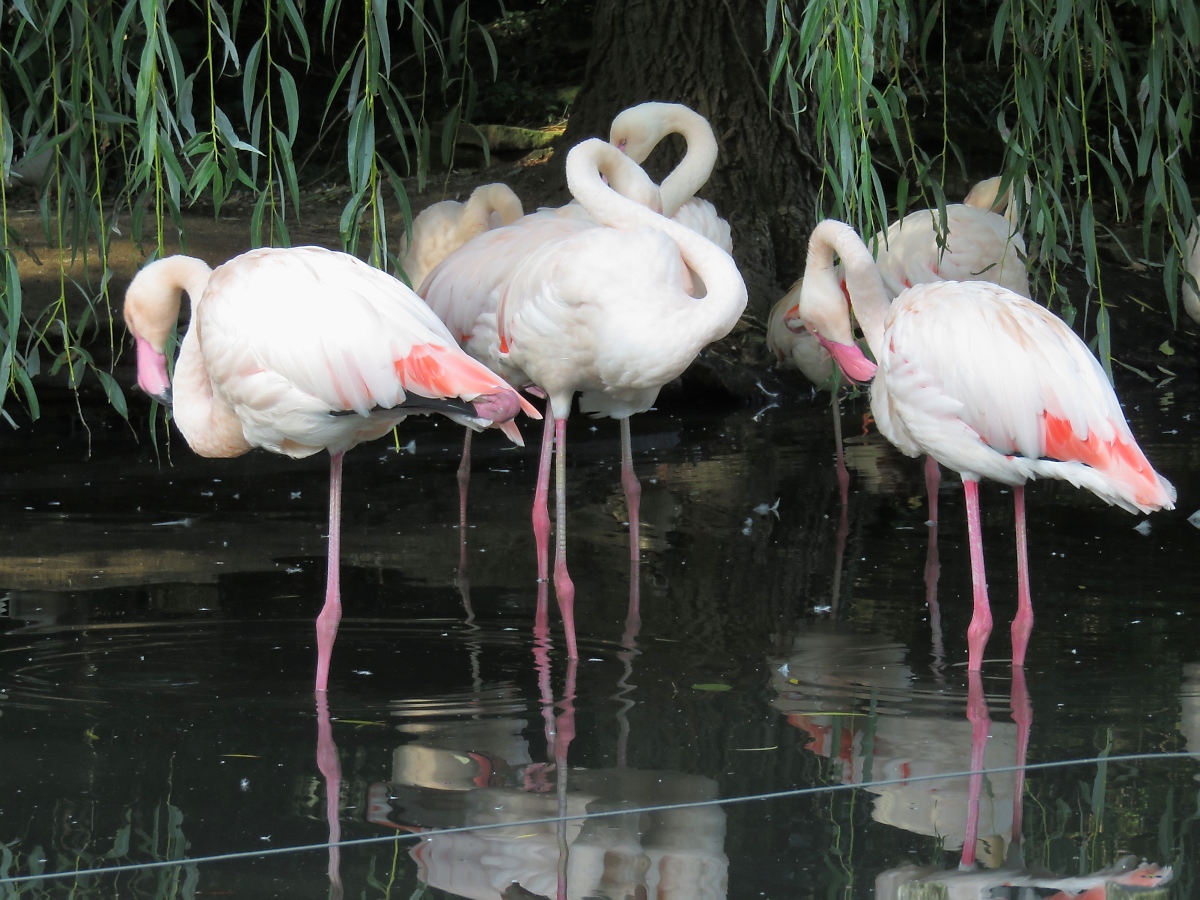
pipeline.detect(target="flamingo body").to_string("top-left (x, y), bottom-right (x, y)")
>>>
top-left (872, 204), bottom-right (1030, 300)
top-left (399, 183), bottom-right (524, 291)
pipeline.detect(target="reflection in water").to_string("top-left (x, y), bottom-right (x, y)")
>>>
top-left (770, 626), bottom-right (1019, 862)
top-left (365, 606), bottom-right (727, 899)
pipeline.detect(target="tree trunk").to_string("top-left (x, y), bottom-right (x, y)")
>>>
top-left (555, 0), bottom-right (821, 373)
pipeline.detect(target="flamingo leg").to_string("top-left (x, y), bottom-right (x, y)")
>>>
top-left (831, 397), bottom-right (849, 508)
top-left (961, 669), bottom-right (990, 869)
top-left (924, 455), bottom-right (941, 525)
top-left (456, 429), bottom-right (474, 620)
top-left (619, 416), bottom-right (643, 669)
top-left (925, 520), bottom-right (944, 672)
top-left (315, 451), bottom-right (344, 694)
top-left (554, 657), bottom-right (579, 900)
top-left (1011, 485), bottom-right (1033, 668)
top-left (533, 409), bottom-right (555, 583)
top-left (316, 692), bottom-right (344, 898)
top-left (963, 478), bottom-right (993, 672)
top-left (620, 417), bottom-right (642, 564)
top-left (553, 417), bottom-right (579, 658)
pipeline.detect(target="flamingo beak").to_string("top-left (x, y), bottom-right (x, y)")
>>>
top-left (817, 334), bottom-right (877, 383)
top-left (134, 335), bottom-right (173, 404)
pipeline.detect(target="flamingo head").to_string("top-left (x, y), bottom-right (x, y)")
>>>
top-left (792, 266), bottom-right (877, 384)
top-left (124, 256), bottom-right (213, 403)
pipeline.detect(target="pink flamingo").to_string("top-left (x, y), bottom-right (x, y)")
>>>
top-left (777, 178), bottom-right (1030, 520)
top-left (398, 183), bottom-right (524, 291)
top-left (424, 140), bottom-right (746, 658)
top-left (123, 246), bottom-right (538, 693)
top-left (793, 219), bottom-right (1175, 670)
top-left (608, 101), bottom-right (732, 253)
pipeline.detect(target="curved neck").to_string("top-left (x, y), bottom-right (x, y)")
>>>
top-left (566, 139), bottom-right (746, 339)
top-left (622, 105), bottom-right (718, 218)
top-left (808, 220), bottom-right (890, 354)
top-left (152, 257), bottom-right (252, 458)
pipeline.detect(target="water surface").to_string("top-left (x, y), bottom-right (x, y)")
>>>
top-left (1, 374), bottom-right (1197, 898)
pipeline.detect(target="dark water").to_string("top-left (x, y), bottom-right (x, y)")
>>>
top-left (1, 373), bottom-right (1198, 899)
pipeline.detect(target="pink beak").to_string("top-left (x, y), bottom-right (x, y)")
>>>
top-left (816, 334), bottom-right (878, 383)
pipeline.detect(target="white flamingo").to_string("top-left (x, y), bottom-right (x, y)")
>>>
top-left (123, 246), bottom-right (538, 692)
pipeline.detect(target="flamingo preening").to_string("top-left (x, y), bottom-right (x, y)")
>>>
top-left (123, 246), bottom-right (538, 692)
top-left (792, 219), bottom-right (1175, 671)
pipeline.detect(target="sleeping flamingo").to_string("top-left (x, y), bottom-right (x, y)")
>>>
top-left (397, 183), bottom-right (524, 291)
top-left (608, 101), bottom-right (733, 253)
top-left (421, 149), bottom-right (663, 577)
top-left (123, 246), bottom-right (538, 692)
top-left (424, 140), bottom-right (747, 658)
top-left (791, 219), bottom-right (1175, 671)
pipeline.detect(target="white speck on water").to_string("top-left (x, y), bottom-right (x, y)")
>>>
top-left (200, 491), bottom-right (213, 497)
top-left (1133, 519), bottom-right (1152, 535)
top-left (290, 491), bottom-right (301, 499)
top-left (1188, 510), bottom-right (1200, 528)
top-left (753, 498), bottom-right (780, 518)
top-left (812, 605), bottom-right (832, 613)
top-left (239, 778), bottom-right (250, 791)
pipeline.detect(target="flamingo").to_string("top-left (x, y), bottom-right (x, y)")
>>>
top-left (1183, 222), bottom-right (1200, 326)
top-left (397, 183), bottom-right (524, 291)
top-left (791, 219), bottom-right (1175, 671)
top-left (871, 182), bottom-right (1031, 301)
top-left (123, 246), bottom-right (538, 693)
top-left (423, 139), bottom-right (747, 658)
top-left (421, 151), bottom-right (663, 584)
top-left (608, 101), bottom-right (733, 253)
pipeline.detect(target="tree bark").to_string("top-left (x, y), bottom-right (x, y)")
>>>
top-left (556, 0), bottom-right (821, 338)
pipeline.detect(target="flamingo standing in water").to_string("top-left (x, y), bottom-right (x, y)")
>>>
top-left (792, 219), bottom-right (1175, 670)
top-left (123, 246), bottom-right (537, 692)
top-left (608, 101), bottom-right (733, 253)
top-left (397, 183), bottom-right (524, 291)
top-left (424, 140), bottom-right (747, 657)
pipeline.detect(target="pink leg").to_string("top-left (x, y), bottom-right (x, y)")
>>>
top-left (1011, 485), bottom-right (1033, 668)
top-left (620, 417), bottom-right (642, 642)
top-left (963, 479), bottom-right (992, 672)
top-left (831, 398), bottom-right (849, 509)
top-left (1009, 665), bottom-right (1032, 862)
top-left (532, 411), bottom-right (555, 583)
top-left (456, 429), bottom-right (474, 621)
top-left (961, 669), bottom-right (990, 869)
top-left (924, 455), bottom-right (941, 525)
top-left (620, 417), bottom-right (642, 564)
top-left (316, 692), bottom-right (343, 898)
top-left (553, 418), bottom-right (578, 659)
top-left (315, 451), bottom-right (344, 694)
top-left (925, 521), bottom-right (944, 671)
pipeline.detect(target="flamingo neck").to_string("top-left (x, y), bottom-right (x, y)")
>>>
top-left (566, 139), bottom-right (746, 345)
top-left (622, 105), bottom-right (718, 218)
top-left (809, 220), bottom-right (890, 355)
top-left (161, 261), bottom-right (252, 458)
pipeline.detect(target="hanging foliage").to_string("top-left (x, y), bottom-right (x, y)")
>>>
top-left (0, 0), bottom-right (489, 426)
top-left (767, 0), bottom-right (1199, 375)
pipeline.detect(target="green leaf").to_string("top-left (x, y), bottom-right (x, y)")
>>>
top-left (691, 683), bottom-right (733, 692)
top-left (1159, 341), bottom-right (1175, 357)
